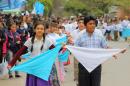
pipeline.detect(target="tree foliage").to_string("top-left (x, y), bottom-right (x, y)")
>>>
top-left (26, 0), bottom-right (130, 16)
top-left (64, 0), bottom-right (130, 16)
top-left (64, 0), bottom-right (88, 15)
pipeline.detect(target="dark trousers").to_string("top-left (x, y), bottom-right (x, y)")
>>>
top-left (78, 63), bottom-right (101, 86)
top-left (114, 31), bottom-right (119, 41)
top-left (119, 31), bottom-right (122, 37)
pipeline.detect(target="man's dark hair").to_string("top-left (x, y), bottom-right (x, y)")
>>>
top-left (84, 16), bottom-right (97, 25)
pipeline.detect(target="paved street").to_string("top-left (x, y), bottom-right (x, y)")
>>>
top-left (0, 41), bottom-right (130, 86)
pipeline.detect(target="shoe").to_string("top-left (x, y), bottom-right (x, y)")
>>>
top-left (65, 69), bottom-right (68, 72)
top-left (9, 75), bottom-right (13, 79)
top-left (15, 75), bottom-right (21, 78)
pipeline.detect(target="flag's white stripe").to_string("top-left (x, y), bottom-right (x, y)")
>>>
top-left (66, 45), bottom-right (123, 72)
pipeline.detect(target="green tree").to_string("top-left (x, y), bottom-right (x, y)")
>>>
top-left (65, 0), bottom-right (130, 16)
top-left (64, 0), bottom-right (88, 15)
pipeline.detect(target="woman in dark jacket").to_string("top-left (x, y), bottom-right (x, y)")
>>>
top-left (0, 22), bottom-right (6, 63)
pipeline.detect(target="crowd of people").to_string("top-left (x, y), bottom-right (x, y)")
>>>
top-left (0, 13), bottom-right (129, 86)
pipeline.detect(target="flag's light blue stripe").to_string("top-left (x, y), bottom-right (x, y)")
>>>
top-left (11, 45), bottom-right (62, 81)
top-left (21, 52), bottom-right (31, 59)
top-left (56, 35), bottom-right (67, 45)
top-left (58, 50), bottom-right (70, 62)
top-left (34, 1), bottom-right (44, 15)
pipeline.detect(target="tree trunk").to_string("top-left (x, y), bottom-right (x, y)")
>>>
top-left (51, 0), bottom-right (63, 16)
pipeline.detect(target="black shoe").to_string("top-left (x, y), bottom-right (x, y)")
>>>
top-left (65, 69), bottom-right (68, 72)
top-left (15, 75), bottom-right (21, 78)
top-left (9, 75), bottom-right (13, 79)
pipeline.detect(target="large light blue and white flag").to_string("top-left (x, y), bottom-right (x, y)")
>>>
top-left (11, 35), bottom-right (124, 80)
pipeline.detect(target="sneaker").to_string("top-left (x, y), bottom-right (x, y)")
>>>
top-left (9, 75), bottom-right (13, 79)
top-left (15, 75), bottom-right (21, 78)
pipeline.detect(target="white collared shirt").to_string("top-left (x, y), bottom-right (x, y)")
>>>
top-left (24, 37), bottom-right (46, 57)
top-left (71, 29), bottom-right (84, 42)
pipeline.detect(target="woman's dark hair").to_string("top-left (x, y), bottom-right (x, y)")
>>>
top-left (49, 22), bottom-right (58, 28)
top-left (58, 26), bottom-right (65, 30)
top-left (8, 22), bottom-right (16, 30)
top-left (77, 18), bottom-right (84, 23)
top-left (0, 21), bottom-right (4, 27)
top-left (44, 21), bottom-right (50, 29)
top-left (30, 21), bottom-right (46, 52)
top-left (84, 16), bottom-right (97, 25)
top-left (95, 20), bottom-right (98, 26)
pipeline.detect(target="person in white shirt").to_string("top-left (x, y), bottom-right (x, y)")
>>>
top-left (121, 16), bottom-right (130, 41)
top-left (118, 20), bottom-right (123, 37)
top-left (46, 22), bottom-right (61, 86)
top-left (104, 21), bottom-right (113, 40)
top-left (71, 19), bottom-right (85, 42)
top-left (72, 18), bottom-right (104, 85)
top-left (113, 19), bottom-right (123, 41)
top-left (62, 18), bottom-right (77, 34)
top-left (70, 19), bottom-right (85, 84)
top-left (121, 16), bottom-right (129, 28)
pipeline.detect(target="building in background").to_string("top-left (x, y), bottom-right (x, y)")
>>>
top-left (0, 0), bottom-right (26, 10)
